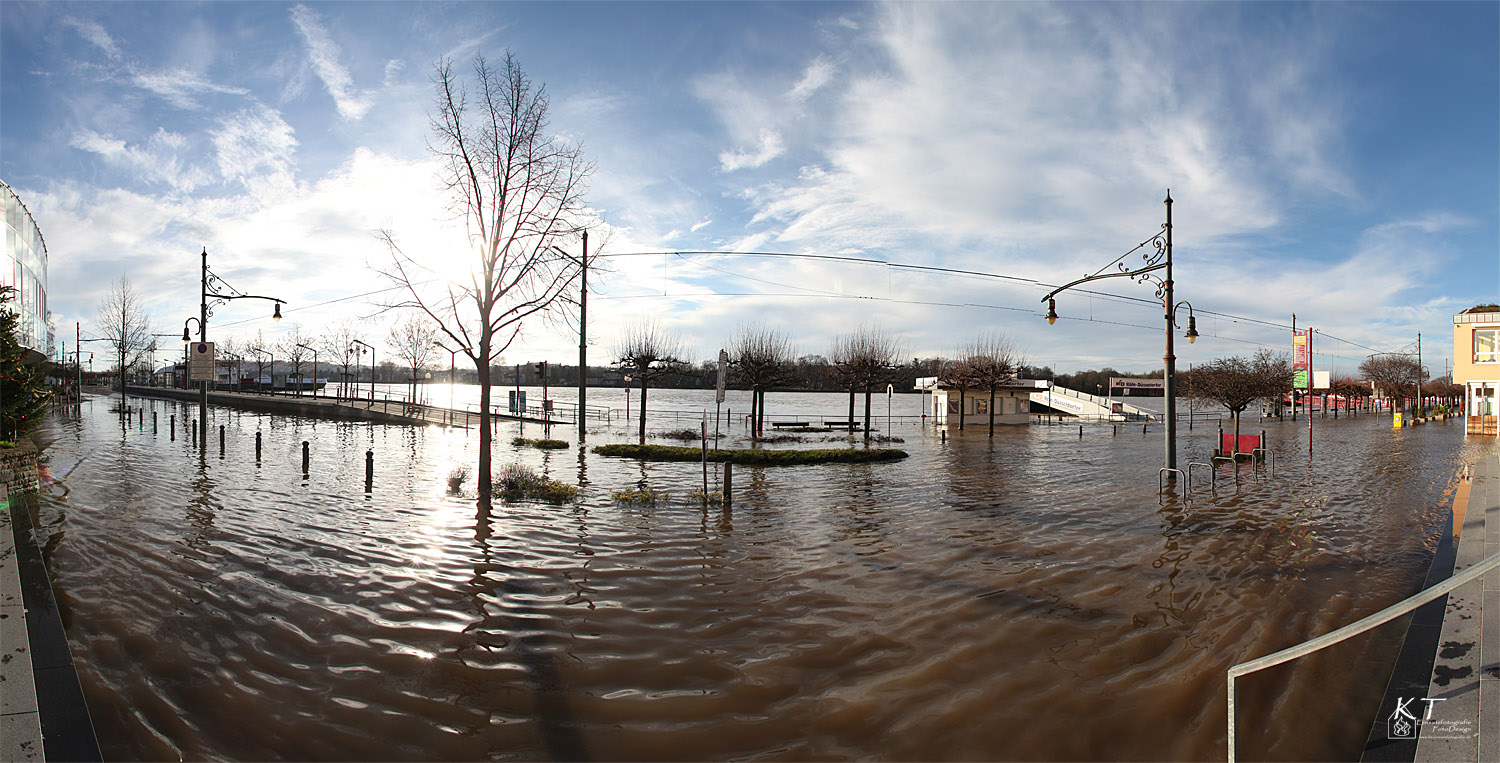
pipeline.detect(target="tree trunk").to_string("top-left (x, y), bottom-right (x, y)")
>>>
top-left (749, 386), bottom-right (759, 438)
top-left (638, 377), bottom-right (648, 445)
top-left (988, 386), bottom-right (996, 437)
top-left (1232, 410), bottom-right (1241, 457)
top-left (477, 356), bottom-right (492, 497)
top-left (863, 386), bottom-right (872, 442)
top-left (847, 388), bottom-right (855, 433)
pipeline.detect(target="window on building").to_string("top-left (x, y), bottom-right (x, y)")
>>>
top-left (1476, 329), bottom-right (1500, 363)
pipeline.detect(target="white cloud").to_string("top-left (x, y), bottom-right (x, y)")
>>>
top-left (68, 127), bottom-right (213, 192)
top-left (131, 68), bottom-right (251, 110)
top-left (719, 128), bottom-right (785, 172)
top-left (210, 107), bottom-right (299, 198)
top-left (289, 4), bottom-right (373, 121)
top-left (788, 57), bottom-right (835, 103)
top-left (62, 17), bottom-right (121, 58)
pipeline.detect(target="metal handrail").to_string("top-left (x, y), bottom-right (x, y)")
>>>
top-left (1251, 447), bottom-right (1276, 477)
top-left (1158, 467), bottom-right (1185, 494)
top-left (1187, 462), bottom-right (1212, 494)
top-left (1226, 548), bottom-right (1500, 762)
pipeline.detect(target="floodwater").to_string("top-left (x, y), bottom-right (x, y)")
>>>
top-left (29, 390), bottom-right (1495, 761)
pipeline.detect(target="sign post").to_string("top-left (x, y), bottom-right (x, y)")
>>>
top-left (715, 350), bottom-right (727, 483)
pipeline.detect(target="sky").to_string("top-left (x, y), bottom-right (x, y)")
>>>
top-left (2, 1), bottom-right (1497, 378)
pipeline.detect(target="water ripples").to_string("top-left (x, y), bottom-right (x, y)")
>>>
top-left (30, 395), bottom-right (1498, 760)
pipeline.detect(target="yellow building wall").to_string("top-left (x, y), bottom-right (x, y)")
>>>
top-left (1453, 315), bottom-right (1500, 385)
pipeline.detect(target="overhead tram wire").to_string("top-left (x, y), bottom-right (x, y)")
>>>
top-left (609, 249), bottom-right (1402, 359)
top-left (601, 249), bottom-right (1299, 332)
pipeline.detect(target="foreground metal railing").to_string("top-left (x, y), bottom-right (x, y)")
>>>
top-left (1226, 548), bottom-right (1500, 762)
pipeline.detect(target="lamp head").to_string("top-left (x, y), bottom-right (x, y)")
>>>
top-left (182, 326), bottom-right (190, 343)
top-left (1186, 315), bottom-right (1199, 344)
top-left (1045, 298), bottom-right (1058, 325)
top-left (273, 302), bottom-right (282, 322)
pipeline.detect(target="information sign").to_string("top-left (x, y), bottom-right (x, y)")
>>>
top-left (189, 342), bottom-right (215, 382)
top-left (1293, 331), bottom-right (1311, 389)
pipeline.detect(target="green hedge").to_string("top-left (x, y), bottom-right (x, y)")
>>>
top-left (592, 443), bottom-right (907, 465)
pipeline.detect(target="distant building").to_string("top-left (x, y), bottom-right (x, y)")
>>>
top-left (1, 179), bottom-right (48, 362)
top-left (917, 376), bottom-right (1049, 427)
top-left (1454, 306), bottom-right (1500, 435)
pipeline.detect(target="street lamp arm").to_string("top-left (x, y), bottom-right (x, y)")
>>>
top-left (1040, 261), bottom-right (1168, 303)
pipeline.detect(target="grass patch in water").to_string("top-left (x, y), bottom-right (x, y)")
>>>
top-left (495, 464), bottom-right (578, 504)
top-left (612, 485), bottom-right (670, 506)
top-left (654, 428), bottom-right (724, 441)
top-left (512, 437), bottom-right (569, 450)
top-left (593, 443), bottom-right (908, 465)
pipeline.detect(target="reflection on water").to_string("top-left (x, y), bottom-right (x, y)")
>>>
top-left (32, 394), bottom-right (1495, 761)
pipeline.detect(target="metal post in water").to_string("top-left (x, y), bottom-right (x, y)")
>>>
top-left (723, 462), bottom-right (733, 509)
top-left (255, 431), bottom-right (262, 460)
top-left (302, 441), bottom-right (310, 473)
top-left (191, 420), bottom-right (197, 447)
top-left (365, 449), bottom-right (374, 489)
top-left (171, 414), bottom-right (176, 440)
top-left (219, 425), bottom-right (225, 452)
top-left (1079, 425), bottom-right (1083, 438)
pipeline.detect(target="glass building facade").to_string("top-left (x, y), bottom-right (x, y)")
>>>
top-left (1, 179), bottom-right (49, 360)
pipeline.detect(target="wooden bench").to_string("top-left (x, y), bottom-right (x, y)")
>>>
top-left (770, 421), bottom-right (811, 429)
top-left (823, 420), bottom-right (863, 430)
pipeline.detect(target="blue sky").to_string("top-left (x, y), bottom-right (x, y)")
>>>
top-left (2, 1), bottom-right (1496, 377)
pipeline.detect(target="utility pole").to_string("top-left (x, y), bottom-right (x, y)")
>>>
top-left (578, 231), bottom-right (588, 437)
top-left (1291, 313), bottom-right (1297, 422)
top-left (1417, 332), bottom-right (1422, 413)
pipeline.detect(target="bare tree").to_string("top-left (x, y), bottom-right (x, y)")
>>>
top-left (1183, 349), bottom-right (1292, 453)
top-left (95, 275), bottom-right (153, 411)
top-left (277, 324), bottom-right (313, 396)
top-left (320, 323), bottom-right (359, 399)
top-left (615, 319), bottom-right (685, 444)
top-left (730, 323), bottom-right (797, 437)
top-left (387, 316), bottom-right (438, 404)
top-left (830, 325), bottom-right (902, 442)
top-left (377, 51), bottom-right (593, 497)
top-left (247, 330), bottom-right (274, 392)
top-left (950, 332), bottom-right (1021, 437)
top-left (1359, 354), bottom-right (1426, 412)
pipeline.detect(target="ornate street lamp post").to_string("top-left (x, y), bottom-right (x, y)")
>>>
top-left (351, 339), bottom-right (374, 404)
top-left (1042, 191), bottom-right (1198, 479)
top-left (195, 248), bottom-right (283, 447)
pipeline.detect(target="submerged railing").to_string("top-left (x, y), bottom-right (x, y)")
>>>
top-left (1225, 548), bottom-right (1500, 762)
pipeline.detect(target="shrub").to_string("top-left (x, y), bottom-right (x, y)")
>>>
top-left (593, 444), bottom-right (908, 466)
top-left (611, 484), bottom-right (670, 505)
top-left (654, 428), bottom-right (722, 441)
top-left (512, 437), bottom-right (569, 449)
top-left (494, 463), bottom-right (579, 504)
top-left (447, 466), bottom-right (470, 493)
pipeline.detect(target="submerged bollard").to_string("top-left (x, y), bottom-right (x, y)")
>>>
top-left (302, 441), bottom-right (310, 473)
top-left (153, 411), bottom-right (158, 433)
top-left (1113, 425), bottom-right (1117, 436)
top-left (1142, 423), bottom-right (1147, 434)
top-left (940, 430), bottom-right (946, 443)
top-left (1079, 425), bottom-right (1083, 438)
top-left (170, 415), bottom-right (176, 440)
top-left (255, 431), bottom-right (262, 460)
top-left (365, 450), bottom-right (374, 489)
top-left (191, 420), bottom-right (197, 447)
top-left (219, 425), bottom-right (225, 453)
top-left (723, 462), bottom-right (733, 509)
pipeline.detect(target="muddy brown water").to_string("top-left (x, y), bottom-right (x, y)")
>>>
top-left (30, 393), bottom-right (1494, 760)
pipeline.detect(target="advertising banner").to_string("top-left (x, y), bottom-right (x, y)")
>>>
top-left (1110, 376), bottom-right (1164, 392)
top-left (1293, 331), bottom-right (1310, 389)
